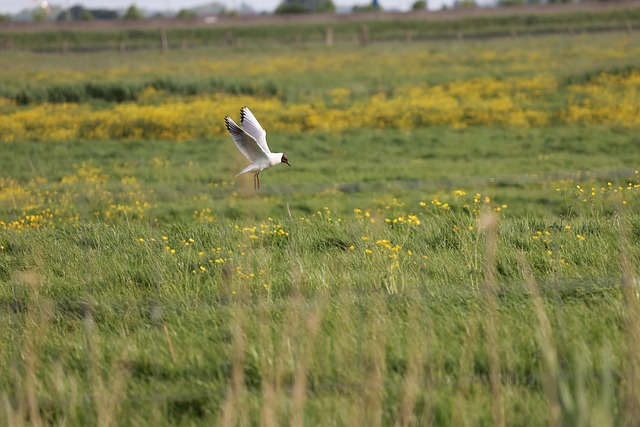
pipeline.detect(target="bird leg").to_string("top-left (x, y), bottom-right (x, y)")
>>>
top-left (254, 172), bottom-right (261, 190)
top-left (257, 173), bottom-right (261, 190)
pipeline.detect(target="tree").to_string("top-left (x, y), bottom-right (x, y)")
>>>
top-left (58, 5), bottom-right (118, 21)
top-left (455, 0), bottom-right (476, 8)
top-left (91, 9), bottom-right (119, 20)
top-left (177, 9), bottom-right (196, 19)
top-left (57, 5), bottom-right (86, 21)
top-left (274, 0), bottom-right (335, 14)
top-left (80, 10), bottom-right (94, 20)
top-left (352, 1), bottom-right (382, 12)
top-left (32, 8), bottom-right (48, 22)
top-left (412, 0), bottom-right (427, 10)
top-left (123, 4), bottom-right (143, 20)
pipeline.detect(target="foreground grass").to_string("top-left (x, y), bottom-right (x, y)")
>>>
top-left (1, 127), bottom-right (639, 424)
top-left (1, 206), bottom-right (639, 425)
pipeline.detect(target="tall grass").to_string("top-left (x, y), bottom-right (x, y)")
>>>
top-left (0, 207), bottom-right (637, 424)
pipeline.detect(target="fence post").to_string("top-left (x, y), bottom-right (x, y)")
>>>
top-left (325, 27), bottom-right (333, 46)
top-left (405, 31), bottom-right (415, 43)
top-left (360, 25), bottom-right (369, 46)
top-left (61, 40), bottom-right (68, 54)
top-left (160, 27), bottom-right (168, 52)
top-left (225, 30), bottom-right (233, 47)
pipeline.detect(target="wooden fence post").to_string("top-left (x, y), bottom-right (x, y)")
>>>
top-left (405, 31), bottom-right (415, 43)
top-left (160, 27), bottom-right (168, 52)
top-left (325, 27), bottom-right (333, 46)
top-left (360, 25), bottom-right (370, 46)
top-left (225, 30), bottom-right (233, 47)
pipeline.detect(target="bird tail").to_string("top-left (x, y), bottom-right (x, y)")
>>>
top-left (236, 164), bottom-right (254, 177)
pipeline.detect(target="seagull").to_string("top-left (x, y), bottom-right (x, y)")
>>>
top-left (224, 107), bottom-right (291, 190)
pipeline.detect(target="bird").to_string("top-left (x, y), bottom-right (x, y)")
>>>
top-left (224, 106), bottom-right (291, 190)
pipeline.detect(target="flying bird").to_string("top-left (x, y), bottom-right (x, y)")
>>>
top-left (224, 107), bottom-right (291, 190)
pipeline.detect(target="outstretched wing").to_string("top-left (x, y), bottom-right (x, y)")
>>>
top-left (225, 116), bottom-right (268, 163)
top-left (240, 106), bottom-right (270, 154)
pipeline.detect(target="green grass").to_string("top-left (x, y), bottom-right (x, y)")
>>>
top-left (2, 6), bottom-right (640, 52)
top-left (1, 210), bottom-right (638, 425)
top-left (1, 28), bottom-right (640, 426)
top-left (1, 126), bottom-right (638, 221)
top-left (2, 31), bottom-right (640, 106)
top-left (1, 125), bottom-right (639, 425)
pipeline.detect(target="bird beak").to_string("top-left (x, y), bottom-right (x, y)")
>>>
top-left (285, 161), bottom-right (291, 167)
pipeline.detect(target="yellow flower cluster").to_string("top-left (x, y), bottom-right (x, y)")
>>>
top-left (234, 221), bottom-right (289, 240)
top-left (384, 214), bottom-right (421, 226)
top-left (1, 71), bottom-right (639, 142)
top-left (556, 172), bottom-right (640, 213)
top-left (0, 163), bottom-right (153, 230)
top-left (0, 209), bottom-right (56, 231)
top-left (565, 71), bottom-right (640, 127)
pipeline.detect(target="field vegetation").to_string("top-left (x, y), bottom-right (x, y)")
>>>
top-left (1, 26), bottom-right (640, 425)
top-left (2, 6), bottom-right (640, 51)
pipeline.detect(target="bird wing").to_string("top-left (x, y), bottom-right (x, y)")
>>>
top-left (240, 106), bottom-right (270, 154)
top-left (225, 116), bottom-right (268, 163)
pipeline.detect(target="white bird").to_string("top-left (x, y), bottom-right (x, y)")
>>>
top-left (224, 106), bottom-right (291, 190)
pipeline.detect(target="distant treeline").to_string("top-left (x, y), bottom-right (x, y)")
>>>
top-left (1, 6), bottom-right (640, 52)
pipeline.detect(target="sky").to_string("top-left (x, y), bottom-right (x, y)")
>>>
top-left (0, 0), bottom-right (456, 15)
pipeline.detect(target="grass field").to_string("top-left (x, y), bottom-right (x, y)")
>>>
top-left (1, 27), bottom-right (640, 426)
top-left (2, 5), bottom-right (640, 52)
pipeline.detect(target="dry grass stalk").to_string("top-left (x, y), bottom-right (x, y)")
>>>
top-left (451, 322), bottom-right (478, 427)
top-left (161, 319), bottom-right (177, 363)
top-left (94, 349), bottom-right (131, 427)
top-left (479, 211), bottom-right (505, 427)
top-left (258, 302), bottom-right (277, 427)
top-left (517, 254), bottom-right (562, 427)
top-left (362, 295), bottom-right (386, 427)
top-left (219, 306), bottom-right (248, 427)
top-left (12, 270), bottom-right (50, 427)
top-left (618, 213), bottom-right (640, 427)
top-left (394, 298), bottom-right (429, 427)
top-left (290, 293), bottom-right (325, 427)
top-left (83, 304), bottom-right (131, 427)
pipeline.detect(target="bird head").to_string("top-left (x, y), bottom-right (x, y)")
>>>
top-left (281, 154), bottom-right (291, 167)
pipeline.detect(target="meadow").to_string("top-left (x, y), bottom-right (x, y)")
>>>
top-left (2, 6), bottom-right (640, 52)
top-left (1, 29), bottom-right (640, 426)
